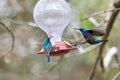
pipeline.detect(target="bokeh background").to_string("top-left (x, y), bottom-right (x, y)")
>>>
top-left (0, 0), bottom-right (120, 80)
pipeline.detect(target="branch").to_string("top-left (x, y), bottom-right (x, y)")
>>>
top-left (103, 47), bottom-right (118, 69)
top-left (112, 71), bottom-right (120, 80)
top-left (8, 19), bottom-right (37, 27)
top-left (89, 0), bottom-right (120, 80)
top-left (0, 22), bottom-right (15, 58)
top-left (76, 44), bottom-right (100, 55)
top-left (81, 8), bottom-right (120, 21)
top-left (99, 0), bottom-right (120, 72)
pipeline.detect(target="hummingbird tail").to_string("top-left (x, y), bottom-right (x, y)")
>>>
top-left (47, 55), bottom-right (50, 62)
top-left (103, 40), bottom-right (108, 42)
top-left (93, 39), bottom-right (108, 44)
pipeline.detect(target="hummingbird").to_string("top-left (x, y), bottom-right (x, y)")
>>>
top-left (75, 28), bottom-right (108, 45)
top-left (43, 36), bottom-right (53, 62)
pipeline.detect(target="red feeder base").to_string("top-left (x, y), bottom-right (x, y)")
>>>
top-left (37, 41), bottom-right (77, 56)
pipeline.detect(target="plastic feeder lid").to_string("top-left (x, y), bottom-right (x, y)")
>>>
top-left (37, 41), bottom-right (77, 56)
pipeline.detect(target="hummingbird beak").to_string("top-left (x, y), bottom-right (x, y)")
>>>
top-left (49, 36), bottom-right (54, 39)
top-left (74, 28), bottom-right (80, 30)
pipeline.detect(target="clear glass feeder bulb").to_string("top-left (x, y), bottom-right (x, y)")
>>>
top-left (33, 0), bottom-right (71, 42)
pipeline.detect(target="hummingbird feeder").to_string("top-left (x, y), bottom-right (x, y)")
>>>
top-left (33, 0), bottom-right (77, 56)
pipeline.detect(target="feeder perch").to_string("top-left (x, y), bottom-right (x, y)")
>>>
top-left (38, 41), bottom-right (77, 56)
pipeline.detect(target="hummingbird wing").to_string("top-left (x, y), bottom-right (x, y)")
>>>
top-left (87, 25), bottom-right (106, 36)
top-left (87, 30), bottom-right (105, 36)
